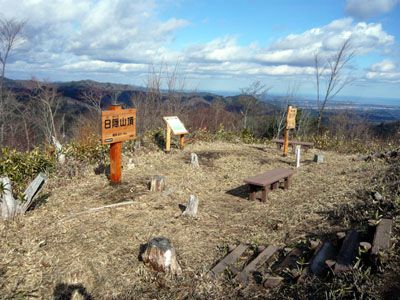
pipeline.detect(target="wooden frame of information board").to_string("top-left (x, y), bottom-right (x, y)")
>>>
top-left (101, 105), bottom-right (136, 184)
top-left (283, 105), bottom-right (297, 156)
top-left (163, 116), bottom-right (188, 153)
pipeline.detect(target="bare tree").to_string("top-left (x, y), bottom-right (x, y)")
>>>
top-left (239, 80), bottom-right (271, 130)
top-left (0, 17), bottom-right (25, 145)
top-left (29, 80), bottom-right (61, 144)
top-left (315, 38), bottom-right (355, 132)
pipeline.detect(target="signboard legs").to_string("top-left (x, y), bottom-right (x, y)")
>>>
top-left (179, 134), bottom-right (185, 149)
top-left (109, 105), bottom-right (122, 184)
top-left (165, 125), bottom-right (171, 153)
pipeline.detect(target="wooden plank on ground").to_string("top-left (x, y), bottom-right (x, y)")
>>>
top-left (310, 241), bottom-right (336, 277)
top-left (209, 244), bottom-right (248, 277)
top-left (372, 219), bottom-right (393, 255)
top-left (334, 230), bottom-right (360, 273)
top-left (236, 245), bottom-right (278, 284)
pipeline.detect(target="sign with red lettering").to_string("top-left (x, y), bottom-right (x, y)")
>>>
top-left (101, 108), bottom-right (136, 144)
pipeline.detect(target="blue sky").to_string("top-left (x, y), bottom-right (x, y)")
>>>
top-left (2, 0), bottom-right (400, 100)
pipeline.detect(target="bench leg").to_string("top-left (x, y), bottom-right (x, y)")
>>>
top-left (284, 175), bottom-right (292, 190)
top-left (249, 185), bottom-right (257, 201)
top-left (273, 182), bottom-right (279, 190)
top-left (261, 186), bottom-right (269, 202)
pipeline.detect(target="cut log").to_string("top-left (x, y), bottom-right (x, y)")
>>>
top-left (181, 195), bottom-right (199, 218)
top-left (279, 247), bottom-right (304, 270)
top-left (372, 218), bottom-right (393, 256)
top-left (141, 237), bottom-right (182, 275)
top-left (310, 241), bottom-right (336, 277)
top-left (149, 176), bottom-right (166, 192)
top-left (209, 244), bottom-right (248, 277)
top-left (190, 153), bottom-right (200, 168)
top-left (1, 173), bottom-right (47, 220)
top-left (334, 230), bottom-right (360, 273)
top-left (237, 245), bottom-right (278, 284)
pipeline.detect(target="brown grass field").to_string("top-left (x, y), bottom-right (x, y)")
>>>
top-left (0, 141), bottom-right (395, 299)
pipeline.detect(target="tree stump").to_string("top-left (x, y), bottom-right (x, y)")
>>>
top-left (182, 195), bottom-right (199, 217)
top-left (1, 173), bottom-right (47, 220)
top-left (149, 176), bottom-right (166, 192)
top-left (140, 237), bottom-right (182, 275)
top-left (52, 136), bottom-right (65, 164)
top-left (314, 154), bottom-right (324, 163)
top-left (190, 153), bottom-right (200, 168)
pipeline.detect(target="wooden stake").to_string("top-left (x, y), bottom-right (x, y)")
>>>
top-left (179, 134), bottom-right (185, 149)
top-left (283, 128), bottom-right (289, 157)
top-left (295, 145), bottom-right (301, 168)
top-left (165, 125), bottom-right (171, 153)
top-left (109, 104), bottom-right (122, 184)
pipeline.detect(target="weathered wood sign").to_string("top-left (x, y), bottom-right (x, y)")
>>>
top-left (163, 116), bottom-right (188, 153)
top-left (101, 105), bottom-right (136, 184)
top-left (286, 106), bottom-right (297, 130)
top-left (283, 105), bottom-right (297, 156)
top-left (101, 108), bottom-right (136, 144)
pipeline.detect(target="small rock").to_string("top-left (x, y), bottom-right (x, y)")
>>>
top-left (127, 158), bottom-right (135, 170)
top-left (373, 192), bottom-right (383, 201)
top-left (360, 242), bottom-right (372, 251)
top-left (336, 232), bottom-right (346, 239)
top-left (257, 245), bottom-right (266, 252)
top-left (263, 276), bottom-right (284, 289)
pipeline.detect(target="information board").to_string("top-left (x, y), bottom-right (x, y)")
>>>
top-left (163, 116), bottom-right (188, 135)
top-left (101, 108), bottom-right (136, 144)
top-left (286, 106), bottom-right (297, 129)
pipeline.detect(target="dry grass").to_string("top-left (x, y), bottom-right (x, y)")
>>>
top-left (0, 141), bottom-right (387, 299)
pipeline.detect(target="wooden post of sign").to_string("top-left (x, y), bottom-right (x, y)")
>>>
top-left (283, 127), bottom-right (290, 157)
top-left (165, 125), bottom-right (171, 153)
top-left (283, 105), bottom-right (296, 157)
top-left (109, 105), bottom-right (122, 184)
top-left (179, 134), bottom-right (185, 149)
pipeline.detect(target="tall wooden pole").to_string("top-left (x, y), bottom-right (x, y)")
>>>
top-left (109, 104), bottom-right (122, 184)
top-left (283, 127), bottom-right (289, 157)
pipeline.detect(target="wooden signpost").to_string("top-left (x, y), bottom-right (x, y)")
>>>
top-left (101, 105), bottom-right (136, 184)
top-left (163, 116), bottom-right (188, 153)
top-left (283, 105), bottom-right (297, 156)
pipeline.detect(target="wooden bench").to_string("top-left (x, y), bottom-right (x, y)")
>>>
top-left (244, 168), bottom-right (294, 202)
top-left (271, 139), bottom-right (314, 152)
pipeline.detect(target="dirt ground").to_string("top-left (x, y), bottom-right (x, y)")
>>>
top-left (0, 141), bottom-right (387, 299)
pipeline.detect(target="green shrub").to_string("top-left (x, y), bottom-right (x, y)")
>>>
top-left (0, 148), bottom-right (55, 195)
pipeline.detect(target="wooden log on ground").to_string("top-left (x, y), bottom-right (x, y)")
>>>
top-left (149, 176), bottom-right (166, 192)
top-left (190, 153), bottom-right (200, 168)
top-left (237, 245), bottom-right (278, 284)
top-left (141, 237), bottom-right (182, 275)
top-left (181, 195), bottom-right (199, 217)
top-left (209, 244), bottom-right (248, 278)
top-left (310, 241), bottom-right (336, 277)
top-left (20, 172), bottom-right (47, 213)
top-left (279, 247), bottom-right (305, 271)
top-left (372, 219), bottom-right (393, 255)
top-left (334, 230), bottom-right (360, 273)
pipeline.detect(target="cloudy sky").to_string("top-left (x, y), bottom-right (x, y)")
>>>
top-left (1, 0), bottom-right (400, 99)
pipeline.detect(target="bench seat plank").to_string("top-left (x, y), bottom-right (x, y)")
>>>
top-left (244, 168), bottom-right (294, 187)
top-left (271, 139), bottom-right (314, 147)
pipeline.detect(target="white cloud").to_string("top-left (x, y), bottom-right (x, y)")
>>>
top-left (345, 0), bottom-right (399, 19)
top-left (366, 59), bottom-right (400, 82)
top-left (0, 0), bottom-right (397, 90)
